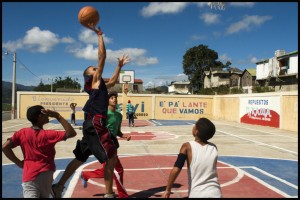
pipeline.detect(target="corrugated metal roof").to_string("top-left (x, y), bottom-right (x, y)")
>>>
top-left (277, 50), bottom-right (298, 59)
top-left (246, 68), bottom-right (256, 76)
top-left (172, 81), bottom-right (190, 85)
top-left (103, 78), bottom-right (143, 83)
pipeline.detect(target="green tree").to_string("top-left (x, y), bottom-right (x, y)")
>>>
top-left (34, 76), bottom-right (81, 92)
top-left (182, 45), bottom-right (227, 93)
top-left (34, 80), bottom-right (50, 92)
top-left (54, 76), bottom-right (81, 89)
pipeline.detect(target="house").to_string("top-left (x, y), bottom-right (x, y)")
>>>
top-left (168, 81), bottom-right (191, 94)
top-left (204, 67), bottom-right (257, 93)
top-left (240, 68), bottom-right (257, 93)
top-left (103, 78), bottom-right (143, 94)
top-left (255, 50), bottom-right (298, 91)
top-left (203, 68), bottom-right (231, 88)
top-left (229, 68), bottom-right (243, 88)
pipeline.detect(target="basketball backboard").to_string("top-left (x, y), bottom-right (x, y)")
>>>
top-left (119, 70), bottom-right (135, 84)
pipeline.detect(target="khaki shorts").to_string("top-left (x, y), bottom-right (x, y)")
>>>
top-left (22, 170), bottom-right (54, 198)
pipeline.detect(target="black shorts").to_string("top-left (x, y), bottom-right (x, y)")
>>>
top-left (71, 113), bottom-right (75, 120)
top-left (73, 117), bottom-right (116, 163)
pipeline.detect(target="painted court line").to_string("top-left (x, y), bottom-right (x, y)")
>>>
top-left (242, 169), bottom-right (293, 198)
top-left (215, 122), bottom-right (297, 139)
top-left (217, 130), bottom-right (297, 155)
top-left (151, 120), bottom-right (162, 126)
top-left (146, 120), bottom-right (158, 126)
top-left (2, 122), bottom-right (30, 130)
top-left (243, 166), bottom-right (298, 190)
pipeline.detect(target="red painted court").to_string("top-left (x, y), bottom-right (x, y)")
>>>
top-left (69, 155), bottom-right (284, 198)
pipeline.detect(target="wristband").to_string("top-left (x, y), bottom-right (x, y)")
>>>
top-left (98, 31), bottom-right (103, 36)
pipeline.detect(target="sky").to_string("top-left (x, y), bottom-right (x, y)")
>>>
top-left (2, 2), bottom-right (298, 89)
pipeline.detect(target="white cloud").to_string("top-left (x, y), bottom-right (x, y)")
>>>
top-left (213, 31), bottom-right (222, 38)
top-left (200, 12), bottom-right (220, 25)
top-left (226, 15), bottom-right (272, 34)
top-left (72, 44), bottom-right (98, 60)
top-left (2, 39), bottom-right (24, 52)
top-left (195, 2), bottom-right (208, 8)
top-left (107, 48), bottom-right (159, 66)
top-left (78, 29), bottom-right (113, 45)
top-left (141, 2), bottom-right (189, 17)
top-left (191, 34), bottom-right (206, 41)
top-left (250, 56), bottom-right (259, 63)
top-left (61, 37), bottom-right (75, 43)
top-left (219, 54), bottom-right (232, 63)
top-left (70, 45), bottom-right (159, 66)
top-left (229, 3), bottom-right (255, 7)
top-left (23, 27), bottom-right (60, 53)
top-left (143, 73), bottom-right (189, 89)
top-left (2, 26), bottom-right (68, 53)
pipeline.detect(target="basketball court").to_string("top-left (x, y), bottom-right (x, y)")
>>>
top-left (2, 118), bottom-right (298, 198)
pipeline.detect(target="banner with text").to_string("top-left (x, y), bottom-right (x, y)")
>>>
top-left (239, 96), bottom-right (280, 128)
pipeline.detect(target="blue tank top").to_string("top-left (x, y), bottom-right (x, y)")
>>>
top-left (83, 78), bottom-right (108, 116)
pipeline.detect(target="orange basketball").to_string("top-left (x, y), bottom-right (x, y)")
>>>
top-left (78, 6), bottom-right (100, 27)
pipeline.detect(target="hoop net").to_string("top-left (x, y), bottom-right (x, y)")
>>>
top-left (208, 2), bottom-right (226, 10)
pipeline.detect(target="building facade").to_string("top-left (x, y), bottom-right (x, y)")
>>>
top-left (256, 50), bottom-right (298, 91)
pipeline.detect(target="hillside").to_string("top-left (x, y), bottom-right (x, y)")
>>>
top-left (2, 81), bottom-right (35, 103)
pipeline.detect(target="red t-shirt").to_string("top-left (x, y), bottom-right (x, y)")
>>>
top-left (10, 127), bottom-right (66, 182)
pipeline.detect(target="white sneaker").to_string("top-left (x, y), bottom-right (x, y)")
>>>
top-left (104, 192), bottom-right (117, 198)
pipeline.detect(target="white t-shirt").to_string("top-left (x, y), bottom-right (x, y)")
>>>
top-left (187, 141), bottom-right (222, 198)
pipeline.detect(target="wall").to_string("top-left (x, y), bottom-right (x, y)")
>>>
top-left (289, 55), bottom-right (298, 74)
top-left (17, 91), bottom-right (298, 132)
top-left (280, 94), bottom-right (298, 131)
top-left (17, 92), bottom-right (89, 120)
top-left (213, 95), bottom-right (240, 122)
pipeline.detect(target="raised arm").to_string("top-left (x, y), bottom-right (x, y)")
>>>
top-left (42, 109), bottom-right (77, 139)
top-left (106, 54), bottom-right (130, 89)
top-left (88, 25), bottom-right (106, 88)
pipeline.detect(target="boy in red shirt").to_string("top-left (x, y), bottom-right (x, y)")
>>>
top-left (2, 105), bottom-right (77, 198)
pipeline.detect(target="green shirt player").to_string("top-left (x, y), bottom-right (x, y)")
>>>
top-left (81, 92), bottom-right (131, 198)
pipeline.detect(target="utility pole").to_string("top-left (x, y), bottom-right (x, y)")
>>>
top-left (49, 78), bottom-right (53, 92)
top-left (11, 52), bottom-right (16, 120)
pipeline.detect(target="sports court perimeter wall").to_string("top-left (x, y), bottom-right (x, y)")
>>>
top-left (17, 91), bottom-right (297, 132)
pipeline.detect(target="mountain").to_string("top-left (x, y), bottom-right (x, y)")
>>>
top-left (2, 81), bottom-right (35, 103)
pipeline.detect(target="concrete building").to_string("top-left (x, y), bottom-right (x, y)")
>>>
top-left (104, 78), bottom-right (143, 94)
top-left (203, 68), bottom-right (231, 88)
top-left (168, 81), bottom-right (191, 94)
top-left (255, 50), bottom-right (298, 91)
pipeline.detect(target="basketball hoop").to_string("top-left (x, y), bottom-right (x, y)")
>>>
top-left (207, 2), bottom-right (226, 10)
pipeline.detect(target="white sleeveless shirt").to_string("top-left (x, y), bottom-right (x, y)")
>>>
top-left (187, 141), bottom-right (222, 198)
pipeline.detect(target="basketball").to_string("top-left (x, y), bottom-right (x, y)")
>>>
top-left (78, 6), bottom-right (100, 27)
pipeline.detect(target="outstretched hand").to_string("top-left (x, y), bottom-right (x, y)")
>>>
top-left (117, 54), bottom-right (130, 67)
top-left (87, 23), bottom-right (102, 35)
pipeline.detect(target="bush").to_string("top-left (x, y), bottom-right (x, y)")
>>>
top-left (2, 103), bottom-right (11, 111)
top-left (253, 86), bottom-right (275, 93)
top-left (230, 87), bottom-right (244, 94)
top-left (216, 85), bottom-right (230, 95)
top-left (199, 88), bottom-right (215, 95)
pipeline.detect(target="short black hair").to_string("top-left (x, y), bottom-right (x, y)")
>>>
top-left (27, 105), bottom-right (44, 124)
top-left (108, 91), bottom-right (118, 99)
top-left (195, 118), bottom-right (216, 142)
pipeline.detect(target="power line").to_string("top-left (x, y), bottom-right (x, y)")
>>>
top-left (3, 50), bottom-right (41, 81)
top-left (16, 57), bottom-right (40, 80)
